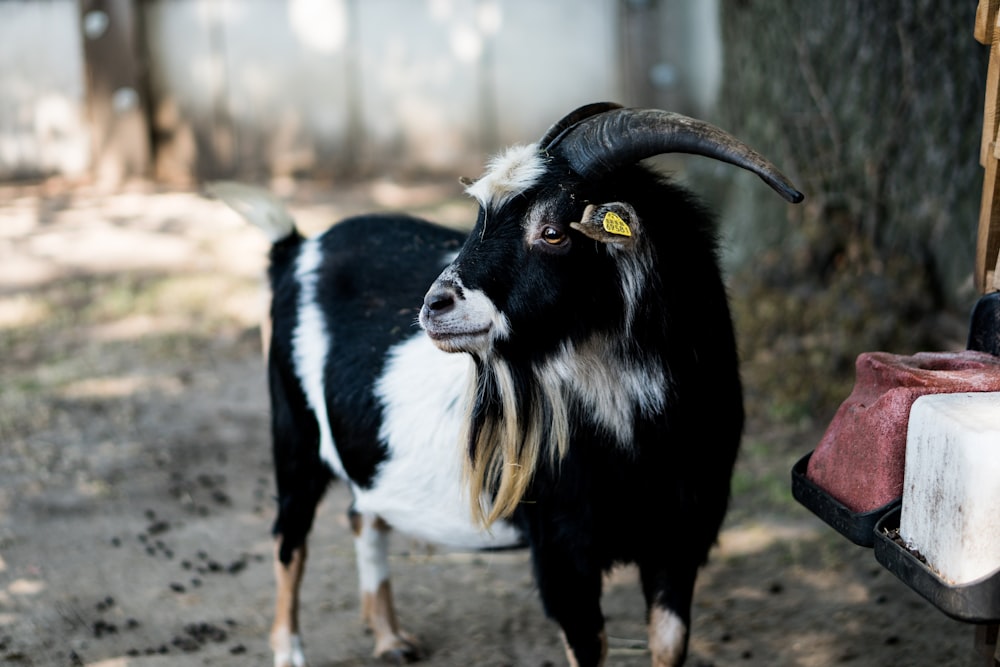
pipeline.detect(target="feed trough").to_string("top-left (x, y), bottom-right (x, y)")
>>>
top-left (793, 349), bottom-right (1000, 547)
top-left (871, 391), bottom-right (1000, 623)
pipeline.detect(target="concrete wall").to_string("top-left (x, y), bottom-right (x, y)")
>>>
top-left (147, 0), bottom-right (624, 182)
top-left (0, 1), bottom-right (90, 181)
top-left (0, 0), bottom-right (722, 184)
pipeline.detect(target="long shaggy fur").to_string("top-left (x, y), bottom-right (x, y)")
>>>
top-left (462, 203), bottom-right (664, 525)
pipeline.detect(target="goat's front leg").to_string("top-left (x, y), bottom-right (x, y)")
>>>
top-left (530, 542), bottom-right (607, 667)
top-left (638, 555), bottom-right (698, 667)
top-left (350, 510), bottom-right (424, 663)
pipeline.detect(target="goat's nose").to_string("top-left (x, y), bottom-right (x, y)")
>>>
top-left (422, 286), bottom-right (456, 316)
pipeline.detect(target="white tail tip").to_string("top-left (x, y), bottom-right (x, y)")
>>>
top-left (206, 181), bottom-right (297, 243)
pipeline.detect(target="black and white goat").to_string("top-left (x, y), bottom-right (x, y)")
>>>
top-left (210, 102), bottom-right (801, 667)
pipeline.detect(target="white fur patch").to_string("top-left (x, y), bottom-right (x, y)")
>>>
top-left (365, 333), bottom-right (522, 548)
top-left (353, 513), bottom-right (390, 594)
top-left (461, 285), bottom-right (513, 349)
top-left (465, 143), bottom-right (546, 209)
top-left (291, 237), bottom-right (348, 479)
top-left (272, 631), bottom-right (306, 667)
top-left (537, 335), bottom-right (666, 447)
top-left (616, 249), bottom-right (652, 339)
top-left (648, 607), bottom-right (687, 667)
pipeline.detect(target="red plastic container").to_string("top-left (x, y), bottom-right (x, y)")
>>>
top-left (805, 350), bottom-right (1000, 513)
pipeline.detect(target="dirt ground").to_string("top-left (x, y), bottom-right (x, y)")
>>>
top-left (0, 179), bottom-right (987, 667)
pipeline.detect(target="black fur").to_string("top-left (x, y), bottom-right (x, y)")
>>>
top-left (452, 163), bottom-right (742, 665)
top-left (267, 214), bottom-right (465, 563)
top-left (259, 142), bottom-right (745, 667)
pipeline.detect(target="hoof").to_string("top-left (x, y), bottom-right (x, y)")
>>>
top-left (272, 632), bottom-right (307, 667)
top-left (376, 634), bottom-right (424, 664)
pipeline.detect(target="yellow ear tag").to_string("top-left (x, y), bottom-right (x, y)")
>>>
top-left (602, 211), bottom-right (632, 237)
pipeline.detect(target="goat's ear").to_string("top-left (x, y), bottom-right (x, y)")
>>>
top-left (570, 202), bottom-right (639, 247)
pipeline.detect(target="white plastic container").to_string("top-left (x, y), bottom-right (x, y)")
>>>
top-left (900, 392), bottom-right (1000, 585)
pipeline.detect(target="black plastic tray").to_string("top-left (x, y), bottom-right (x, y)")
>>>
top-left (791, 451), bottom-right (901, 547)
top-left (873, 506), bottom-right (1000, 623)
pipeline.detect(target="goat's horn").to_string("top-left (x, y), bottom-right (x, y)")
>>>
top-left (551, 107), bottom-right (804, 204)
top-left (539, 101), bottom-right (624, 149)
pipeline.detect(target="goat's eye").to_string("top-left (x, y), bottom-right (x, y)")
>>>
top-left (541, 226), bottom-right (566, 245)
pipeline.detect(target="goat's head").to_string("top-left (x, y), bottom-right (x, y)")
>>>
top-left (418, 103), bottom-right (802, 523)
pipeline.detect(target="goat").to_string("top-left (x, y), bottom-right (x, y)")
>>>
top-left (210, 102), bottom-right (802, 667)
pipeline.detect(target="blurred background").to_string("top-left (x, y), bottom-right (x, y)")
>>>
top-left (1, 0), bottom-right (722, 184)
top-left (1, 1), bottom-right (996, 665)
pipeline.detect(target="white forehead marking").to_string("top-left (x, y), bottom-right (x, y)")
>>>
top-left (465, 143), bottom-right (546, 208)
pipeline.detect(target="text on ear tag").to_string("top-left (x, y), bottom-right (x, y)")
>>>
top-left (602, 211), bottom-right (632, 237)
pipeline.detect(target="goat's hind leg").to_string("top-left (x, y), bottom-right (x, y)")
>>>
top-left (269, 360), bottom-right (331, 667)
top-left (270, 468), bottom-right (329, 667)
top-left (350, 510), bottom-right (424, 663)
top-left (272, 539), bottom-right (308, 667)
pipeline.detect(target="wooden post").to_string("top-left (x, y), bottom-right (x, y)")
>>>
top-left (78, 0), bottom-right (151, 188)
top-left (975, 1), bottom-right (1000, 291)
top-left (971, 8), bottom-right (1000, 664)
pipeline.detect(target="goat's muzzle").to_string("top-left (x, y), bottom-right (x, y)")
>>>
top-left (422, 285), bottom-right (457, 318)
top-left (419, 280), bottom-right (500, 354)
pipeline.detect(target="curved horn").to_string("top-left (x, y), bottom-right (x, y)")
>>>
top-left (549, 107), bottom-right (804, 204)
top-left (539, 101), bottom-right (623, 149)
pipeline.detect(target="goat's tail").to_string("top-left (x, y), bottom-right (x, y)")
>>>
top-left (206, 181), bottom-right (301, 360)
top-left (206, 181), bottom-right (298, 242)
